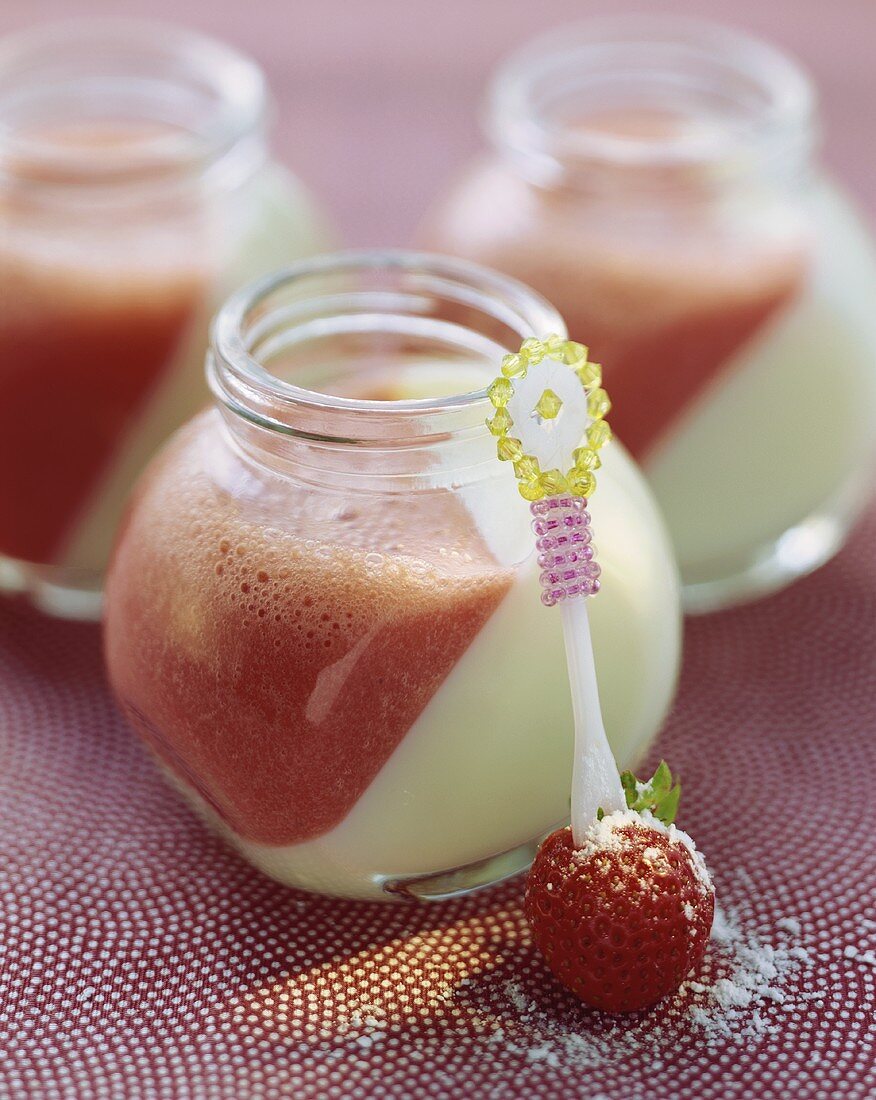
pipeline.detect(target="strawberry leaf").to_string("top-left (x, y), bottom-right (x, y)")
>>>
top-left (651, 760), bottom-right (672, 797)
top-left (654, 783), bottom-right (681, 826)
top-left (621, 771), bottom-right (638, 804)
top-left (618, 760), bottom-right (682, 825)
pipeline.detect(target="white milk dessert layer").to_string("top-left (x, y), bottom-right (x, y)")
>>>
top-left (646, 183), bottom-right (876, 599)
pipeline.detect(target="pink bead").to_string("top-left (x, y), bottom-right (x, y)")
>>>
top-left (532, 494), bottom-right (601, 605)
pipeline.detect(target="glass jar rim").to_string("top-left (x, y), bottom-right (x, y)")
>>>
top-left (208, 250), bottom-right (565, 444)
top-left (0, 18), bottom-right (268, 191)
top-left (486, 15), bottom-right (817, 185)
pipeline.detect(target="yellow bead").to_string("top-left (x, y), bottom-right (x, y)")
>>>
top-left (514, 455), bottom-right (541, 481)
top-left (569, 469), bottom-right (596, 497)
top-left (486, 408), bottom-right (512, 436)
top-left (542, 333), bottom-right (564, 356)
top-left (501, 353), bottom-right (527, 379)
top-left (518, 480), bottom-right (543, 502)
top-left (588, 420), bottom-right (612, 449)
top-left (497, 436), bottom-right (523, 462)
top-left (576, 360), bottom-right (602, 389)
top-left (487, 376), bottom-right (514, 408)
top-left (573, 446), bottom-right (601, 471)
top-left (562, 340), bottom-right (589, 367)
top-left (587, 387), bottom-right (611, 420)
top-left (520, 337), bottom-right (545, 364)
top-left (535, 388), bottom-right (563, 420)
top-left (539, 468), bottom-right (568, 496)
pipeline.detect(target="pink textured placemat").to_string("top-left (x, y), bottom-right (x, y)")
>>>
top-left (1, 507), bottom-right (875, 1099)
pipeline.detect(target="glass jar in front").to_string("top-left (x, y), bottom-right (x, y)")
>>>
top-left (103, 251), bottom-right (682, 901)
top-left (0, 20), bottom-right (330, 618)
top-left (421, 17), bottom-right (876, 610)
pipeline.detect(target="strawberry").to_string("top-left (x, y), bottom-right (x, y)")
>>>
top-left (524, 761), bottom-right (714, 1013)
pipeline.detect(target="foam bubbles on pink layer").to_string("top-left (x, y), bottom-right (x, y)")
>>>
top-left (104, 412), bottom-right (516, 842)
top-left (116, 410), bottom-right (511, 669)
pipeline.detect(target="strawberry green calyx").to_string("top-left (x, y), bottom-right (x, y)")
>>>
top-left (597, 760), bottom-right (682, 826)
top-left (622, 759), bottom-right (681, 825)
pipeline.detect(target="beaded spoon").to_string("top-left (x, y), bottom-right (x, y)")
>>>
top-left (486, 336), bottom-right (714, 1013)
top-left (485, 335), bottom-right (626, 843)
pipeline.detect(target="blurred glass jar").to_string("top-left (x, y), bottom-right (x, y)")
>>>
top-left (104, 252), bottom-right (681, 901)
top-left (0, 21), bottom-right (330, 618)
top-left (421, 18), bottom-right (876, 610)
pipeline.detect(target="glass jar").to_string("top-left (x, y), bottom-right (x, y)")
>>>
top-left (0, 20), bottom-right (330, 618)
top-left (421, 17), bottom-right (876, 610)
top-left (103, 251), bottom-right (682, 901)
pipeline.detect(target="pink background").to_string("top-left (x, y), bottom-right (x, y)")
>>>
top-left (4, 0), bottom-right (875, 245)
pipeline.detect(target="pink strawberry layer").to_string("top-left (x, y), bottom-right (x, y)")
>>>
top-left (105, 414), bottom-right (512, 845)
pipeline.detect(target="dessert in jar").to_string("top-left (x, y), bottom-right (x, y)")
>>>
top-left (421, 17), bottom-right (876, 610)
top-left (0, 21), bottom-right (330, 618)
top-left (104, 251), bottom-right (682, 901)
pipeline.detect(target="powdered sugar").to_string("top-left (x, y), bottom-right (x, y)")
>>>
top-left (572, 809), bottom-right (714, 893)
top-left (844, 945), bottom-right (876, 967)
top-left (681, 902), bottom-right (822, 1042)
top-left (711, 977), bottom-right (755, 1008)
top-left (777, 916), bottom-right (802, 936)
top-left (842, 920), bottom-right (876, 967)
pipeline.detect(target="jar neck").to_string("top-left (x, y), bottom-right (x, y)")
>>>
top-left (486, 16), bottom-right (817, 196)
top-left (208, 251), bottom-right (565, 490)
top-left (0, 20), bottom-right (268, 211)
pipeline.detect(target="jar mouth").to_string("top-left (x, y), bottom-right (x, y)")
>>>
top-left (487, 16), bottom-right (816, 187)
top-left (0, 19), bottom-right (267, 195)
top-left (209, 250), bottom-right (565, 444)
